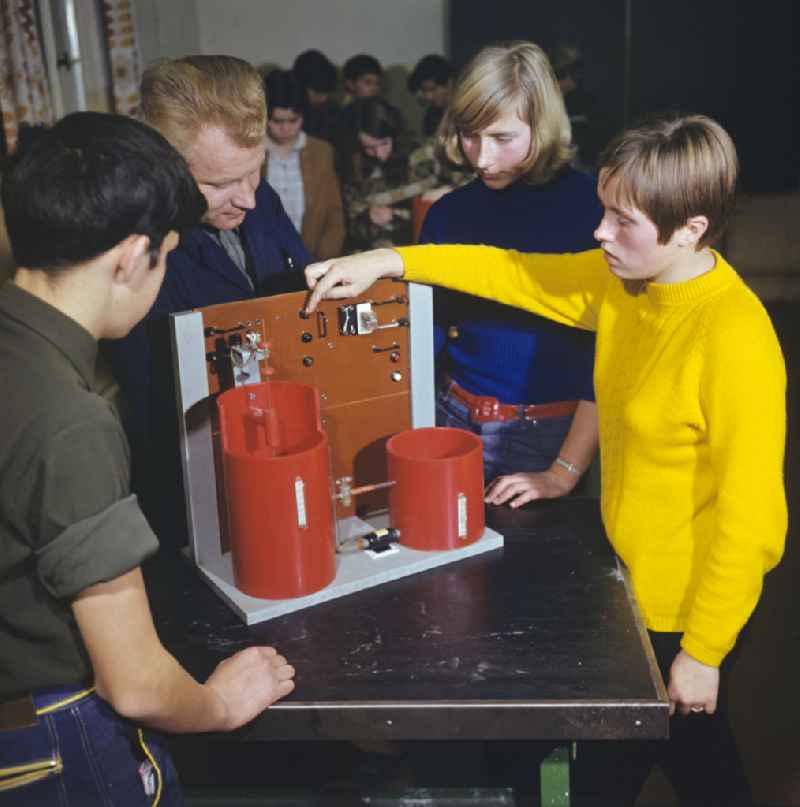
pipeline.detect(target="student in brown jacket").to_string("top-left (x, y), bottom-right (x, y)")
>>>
top-left (264, 69), bottom-right (345, 259)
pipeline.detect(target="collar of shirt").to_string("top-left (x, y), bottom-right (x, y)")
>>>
top-left (266, 131), bottom-right (307, 156)
top-left (0, 281), bottom-right (98, 389)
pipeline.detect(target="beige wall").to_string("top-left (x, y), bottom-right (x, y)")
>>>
top-left (134, 0), bottom-right (448, 135)
top-left (136, 0), bottom-right (202, 66)
top-left (192, 0), bottom-right (446, 70)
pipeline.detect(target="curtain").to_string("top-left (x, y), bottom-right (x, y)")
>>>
top-left (100, 0), bottom-right (140, 117)
top-left (0, 0), bottom-right (54, 151)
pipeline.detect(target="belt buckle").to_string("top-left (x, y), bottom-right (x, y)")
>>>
top-left (472, 399), bottom-right (500, 423)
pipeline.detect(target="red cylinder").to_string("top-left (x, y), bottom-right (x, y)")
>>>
top-left (217, 381), bottom-right (335, 599)
top-left (386, 427), bottom-right (485, 551)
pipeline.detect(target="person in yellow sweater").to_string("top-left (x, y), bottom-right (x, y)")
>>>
top-left (304, 115), bottom-right (786, 806)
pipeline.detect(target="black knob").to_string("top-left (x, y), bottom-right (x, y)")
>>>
top-left (302, 356), bottom-right (314, 367)
top-left (301, 331), bottom-right (313, 343)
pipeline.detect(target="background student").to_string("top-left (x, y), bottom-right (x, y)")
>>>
top-left (421, 41), bottom-right (601, 497)
top-left (341, 97), bottom-right (433, 251)
top-left (265, 69), bottom-right (345, 260)
top-left (407, 54), bottom-right (454, 138)
top-left (292, 48), bottom-right (340, 143)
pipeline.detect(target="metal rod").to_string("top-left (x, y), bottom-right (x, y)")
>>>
top-left (63, 0), bottom-right (86, 111)
top-left (348, 480), bottom-right (396, 498)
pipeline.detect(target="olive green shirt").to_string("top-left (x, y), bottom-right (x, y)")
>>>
top-left (0, 282), bottom-right (158, 698)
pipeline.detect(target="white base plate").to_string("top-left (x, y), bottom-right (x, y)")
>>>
top-left (186, 515), bottom-right (504, 625)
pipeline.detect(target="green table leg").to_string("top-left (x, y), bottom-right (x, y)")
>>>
top-left (540, 743), bottom-right (571, 806)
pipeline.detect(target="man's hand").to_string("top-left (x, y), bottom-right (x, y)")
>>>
top-left (305, 248), bottom-right (404, 312)
top-left (369, 205), bottom-right (394, 226)
top-left (667, 648), bottom-right (720, 716)
top-left (206, 645), bottom-right (295, 730)
top-left (485, 466), bottom-right (579, 508)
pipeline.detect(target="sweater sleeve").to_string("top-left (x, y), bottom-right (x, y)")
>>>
top-left (681, 296), bottom-right (787, 666)
top-left (395, 244), bottom-right (610, 332)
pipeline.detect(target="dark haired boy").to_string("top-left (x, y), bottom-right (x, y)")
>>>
top-left (407, 54), bottom-right (454, 137)
top-left (292, 49), bottom-right (340, 142)
top-left (342, 53), bottom-right (384, 100)
top-left (0, 112), bottom-right (295, 805)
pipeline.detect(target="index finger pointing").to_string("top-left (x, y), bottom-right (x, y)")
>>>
top-left (304, 259), bottom-right (335, 290)
top-left (305, 271), bottom-right (338, 312)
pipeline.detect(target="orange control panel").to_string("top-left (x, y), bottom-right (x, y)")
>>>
top-left (196, 280), bottom-right (412, 524)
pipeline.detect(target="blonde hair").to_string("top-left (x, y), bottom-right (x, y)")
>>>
top-left (599, 115), bottom-right (738, 248)
top-left (436, 41), bottom-right (573, 185)
top-left (140, 55), bottom-right (266, 156)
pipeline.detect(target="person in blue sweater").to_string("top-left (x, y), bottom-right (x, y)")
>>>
top-left (420, 42), bottom-right (602, 500)
top-left (109, 56), bottom-right (312, 546)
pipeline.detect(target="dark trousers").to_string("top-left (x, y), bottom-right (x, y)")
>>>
top-left (0, 687), bottom-right (183, 806)
top-left (573, 631), bottom-right (753, 807)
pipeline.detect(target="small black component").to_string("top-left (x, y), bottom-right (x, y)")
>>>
top-left (372, 341), bottom-right (400, 354)
top-left (363, 528), bottom-right (401, 548)
top-left (212, 337), bottom-right (234, 389)
top-left (301, 331), bottom-right (313, 343)
top-left (302, 356), bottom-right (314, 367)
top-left (299, 308), bottom-right (310, 319)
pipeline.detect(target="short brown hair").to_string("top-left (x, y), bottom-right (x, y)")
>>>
top-left (140, 55), bottom-right (266, 156)
top-left (436, 41), bottom-right (573, 185)
top-left (599, 115), bottom-right (738, 248)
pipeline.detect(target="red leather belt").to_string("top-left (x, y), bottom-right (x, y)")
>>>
top-left (447, 380), bottom-right (579, 424)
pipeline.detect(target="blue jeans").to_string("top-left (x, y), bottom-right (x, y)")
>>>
top-left (436, 384), bottom-right (574, 483)
top-left (0, 687), bottom-right (183, 806)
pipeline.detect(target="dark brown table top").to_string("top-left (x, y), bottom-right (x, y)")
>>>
top-left (148, 498), bottom-right (668, 743)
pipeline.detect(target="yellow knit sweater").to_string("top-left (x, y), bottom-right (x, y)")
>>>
top-left (397, 245), bottom-right (787, 666)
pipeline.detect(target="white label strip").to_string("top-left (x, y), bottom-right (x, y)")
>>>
top-left (295, 477), bottom-right (308, 529)
top-left (457, 492), bottom-right (467, 538)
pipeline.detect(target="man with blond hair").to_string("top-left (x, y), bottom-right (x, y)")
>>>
top-left (111, 55), bottom-right (312, 545)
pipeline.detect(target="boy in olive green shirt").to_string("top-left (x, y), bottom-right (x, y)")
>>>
top-left (0, 112), bottom-right (294, 804)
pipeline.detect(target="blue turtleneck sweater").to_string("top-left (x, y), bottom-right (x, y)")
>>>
top-left (420, 170), bottom-right (602, 404)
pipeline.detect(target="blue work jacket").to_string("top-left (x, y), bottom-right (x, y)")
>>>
top-left (106, 181), bottom-right (312, 543)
